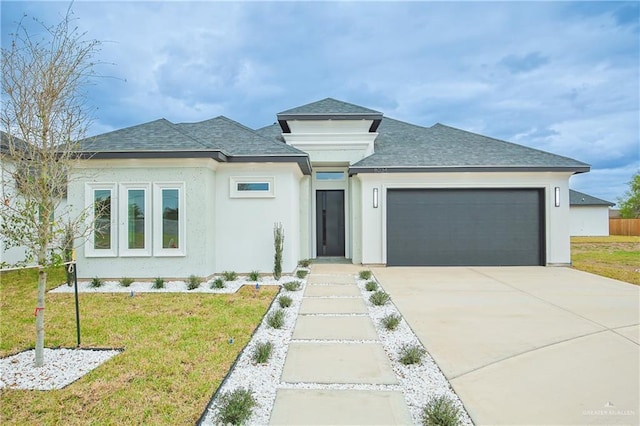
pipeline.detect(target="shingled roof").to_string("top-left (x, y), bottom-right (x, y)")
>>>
top-left (570, 190), bottom-right (614, 206)
top-left (349, 117), bottom-right (590, 174)
top-left (276, 98), bottom-right (383, 133)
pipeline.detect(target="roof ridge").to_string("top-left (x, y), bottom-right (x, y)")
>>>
top-left (166, 120), bottom-right (220, 151)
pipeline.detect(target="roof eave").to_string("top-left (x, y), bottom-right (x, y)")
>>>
top-left (349, 165), bottom-right (591, 176)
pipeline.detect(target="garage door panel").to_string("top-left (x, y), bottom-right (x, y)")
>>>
top-left (387, 189), bottom-right (544, 266)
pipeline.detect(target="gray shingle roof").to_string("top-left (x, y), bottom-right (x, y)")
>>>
top-left (570, 190), bottom-right (614, 206)
top-left (350, 118), bottom-right (590, 173)
top-left (278, 98), bottom-right (382, 116)
top-left (1, 131), bottom-right (28, 155)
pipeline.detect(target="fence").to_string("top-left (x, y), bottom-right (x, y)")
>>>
top-left (609, 219), bottom-right (640, 236)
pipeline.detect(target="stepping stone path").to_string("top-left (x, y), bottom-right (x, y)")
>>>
top-left (269, 264), bottom-right (414, 425)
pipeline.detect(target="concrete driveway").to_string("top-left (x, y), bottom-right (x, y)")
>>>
top-left (372, 266), bottom-right (640, 425)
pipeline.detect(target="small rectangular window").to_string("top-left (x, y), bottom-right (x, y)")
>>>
top-left (230, 177), bottom-right (275, 198)
top-left (127, 189), bottom-right (145, 249)
top-left (85, 183), bottom-right (117, 257)
top-left (237, 182), bottom-right (270, 191)
top-left (162, 189), bottom-right (179, 249)
top-left (316, 171), bottom-right (345, 181)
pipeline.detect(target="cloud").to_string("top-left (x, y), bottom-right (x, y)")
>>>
top-left (500, 52), bottom-right (550, 74)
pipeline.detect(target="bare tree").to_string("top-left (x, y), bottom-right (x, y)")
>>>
top-left (1, 8), bottom-right (101, 367)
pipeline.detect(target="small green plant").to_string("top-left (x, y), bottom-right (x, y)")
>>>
top-left (381, 313), bottom-right (402, 331)
top-left (252, 341), bottom-right (273, 364)
top-left (369, 290), bottom-right (390, 306)
top-left (222, 271), bottom-right (238, 281)
top-left (267, 309), bottom-right (285, 329)
top-left (248, 270), bottom-right (260, 281)
top-left (421, 395), bottom-right (461, 426)
top-left (210, 277), bottom-right (225, 289)
top-left (187, 275), bottom-right (202, 290)
top-left (152, 277), bottom-right (165, 289)
top-left (365, 280), bottom-right (378, 291)
top-left (90, 277), bottom-right (102, 288)
top-left (278, 295), bottom-right (293, 308)
top-left (273, 222), bottom-right (284, 280)
top-left (297, 258), bottom-right (312, 268)
top-left (399, 344), bottom-right (426, 365)
top-left (296, 269), bottom-right (308, 279)
top-left (119, 277), bottom-right (134, 287)
top-left (215, 387), bottom-right (257, 425)
top-left (282, 280), bottom-right (301, 291)
top-left (359, 270), bottom-right (372, 280)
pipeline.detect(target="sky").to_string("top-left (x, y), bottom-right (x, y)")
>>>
top-left (1, 1), bottom-right (638, 204)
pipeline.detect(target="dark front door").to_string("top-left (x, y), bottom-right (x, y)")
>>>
top-left (316, 190), bottom-right (345, 256)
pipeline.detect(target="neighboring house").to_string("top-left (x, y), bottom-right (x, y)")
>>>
top-left (68, 98), bottom-right (590, 279)
top-left (569, 190), bottom-right (615, 236)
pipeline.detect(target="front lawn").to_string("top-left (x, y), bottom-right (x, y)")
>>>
top-left (0, 267), bottom-right (278, 424)
top-left (571, 236), bottom-right (640, 285)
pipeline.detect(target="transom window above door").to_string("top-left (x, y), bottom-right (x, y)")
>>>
top-left (315, 171), bottom-right (345, 181)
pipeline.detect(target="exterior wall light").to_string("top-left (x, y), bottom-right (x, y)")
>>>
top-left (373, 188), bottom-right (379, 208)
top-left (554, 187), bottom-right (560, 207)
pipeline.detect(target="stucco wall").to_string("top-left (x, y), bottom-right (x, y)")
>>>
top-left (68, 159), bottom-right (217, 279)
top-left (570, 206), bottom-right (610, 236)
top-left (355, 171), bottom-right (574, 266)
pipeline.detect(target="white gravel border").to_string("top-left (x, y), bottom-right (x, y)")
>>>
top-left (0, 348), bottom-right (120, 390)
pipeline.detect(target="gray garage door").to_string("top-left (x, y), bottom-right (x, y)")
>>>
top-left (387, 188), bottom-right (544, 266)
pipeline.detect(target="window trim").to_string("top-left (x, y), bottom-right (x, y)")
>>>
top-left (119, 183), bottom-right (151, 257)
top-left (230, 176), bottom-right (275, 198)
top-left (153, 183), bottom-right (186, 257)
top-left (85, 183), bottom-right (117, 258)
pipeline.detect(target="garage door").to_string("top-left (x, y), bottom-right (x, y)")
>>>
top-left (387, 188), bottom-right (544, 266)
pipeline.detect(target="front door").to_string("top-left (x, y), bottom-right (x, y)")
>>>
top-left (316, 190), bottom-right (345, 256)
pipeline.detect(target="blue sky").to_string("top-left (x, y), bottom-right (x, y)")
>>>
top-left (2, 1), bottom-right (638, 204)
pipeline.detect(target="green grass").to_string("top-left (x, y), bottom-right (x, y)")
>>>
top-left (0, 267), bottom-right (278, 425)
top-left (571, 236), bottom-right (640, 285)
top-left (422, 395), bottom-right (461, 426)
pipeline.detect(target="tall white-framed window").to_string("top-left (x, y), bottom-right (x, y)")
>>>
top-left (119, 183), bottom-right (151, 256)
top-left (153, 183), bottom-right (185, 256)
top-left (230, 176), bottom-right (275, 198)
top-left (85, 183), bottom-right (117, 257)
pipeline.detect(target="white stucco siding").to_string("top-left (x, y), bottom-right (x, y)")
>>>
top-left (68, 159), bottom-right (217, 279)
top-left (355, 171), bottom-right (574, 266)
top-left (570, 206), bottom-right (610, 236)
top-left (214, 163), bottom-right (302, 274)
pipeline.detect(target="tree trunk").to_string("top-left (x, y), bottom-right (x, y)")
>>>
top-left (35, 267), bottom-right (46, 367)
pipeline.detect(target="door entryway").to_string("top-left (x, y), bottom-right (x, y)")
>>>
top-left (316, 190), bottom-right (345, 256)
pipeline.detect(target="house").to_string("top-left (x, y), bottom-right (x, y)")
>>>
top-left (67, 98), bottom-right (590, 279)
top-left (569, 189), bottom-right (614, 236)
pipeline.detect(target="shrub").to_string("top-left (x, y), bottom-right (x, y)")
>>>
top-left (298, 258), bottom-right (312, 268)
top-left (369, 290), bottom-right (390, 306)
top-left (359, 270), bottom-right (372, 280)
top-left (278, 295), bottom-right (293, 308)
top-left (119, 277), bottom-right (134, 287)
top-left (210, 277), bottom-right (225, 289)
top-left (273, 222), bottom-right (284, 280)
top-left (399, 344), bottom-right (426, 365)
top-left (365, 280), bottom-right (378, 291)
top-left (381, 313), bottom-right (402, 331)
top-left (252, 341), bottom-right (273, 364)
top-left (282, 280), bottom-right (301, 291)
top-left (187, 275), bottom-right (202, 290)
top-left (421, 395), bottom-right (461, 426)
top-left (152, 277), bottom-right (165, 289)
top-left (90, 277), bottom-right (102, 288)
top-left (216, 388), bottom-right (257, 425)
top-left (296, 269), bottom-right (308, 279)
top-left (267, 309), bottom-right (285, 329)
top-left (222, 271), bottom-right (238, 281)
top-left (249, 270), bottom-right (260, 281)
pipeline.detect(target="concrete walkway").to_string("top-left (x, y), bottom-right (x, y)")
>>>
top-left (269, 264), bottom-right (413, 425)
top-left (373, 266), bottom-right (640, 425)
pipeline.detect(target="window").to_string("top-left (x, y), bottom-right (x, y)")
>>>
top-left (85, 184), bottom-right (116, 257)
top-left (154, 183), bottom-right (185, 256)
top-left (230, 177), bottom-right (275, 198)
top-left (119, 184), bottom-right (151, 256)
top-left (315, 171), bottom-right (345, 181)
